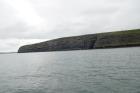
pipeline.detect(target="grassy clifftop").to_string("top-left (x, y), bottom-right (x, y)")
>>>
top-left (18, 29), bottom-right (140, 53)
top-left (95, 29), bottom-right (140, 48)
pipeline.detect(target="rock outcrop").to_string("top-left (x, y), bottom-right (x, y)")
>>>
top-left (18, 29), bottom-right (140, 53)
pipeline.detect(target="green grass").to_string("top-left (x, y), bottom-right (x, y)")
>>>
top-left (104, 29), bottom-right (140, 35)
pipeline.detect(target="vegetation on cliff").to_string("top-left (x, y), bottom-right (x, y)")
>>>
top-left (18, 29), bottom-right (140, 53)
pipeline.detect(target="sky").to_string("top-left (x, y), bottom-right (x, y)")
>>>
top-left (0, 0), bottom-right (140, 52)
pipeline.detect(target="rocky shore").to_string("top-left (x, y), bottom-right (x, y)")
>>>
top-left (18, 29), bottom-right (140, 53)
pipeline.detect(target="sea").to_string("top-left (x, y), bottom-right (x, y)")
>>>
top-left (0, 47), bottom-right (140, 93)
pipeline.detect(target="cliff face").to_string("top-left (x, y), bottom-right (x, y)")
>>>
top-left (94, 30), bottom-right (140, 48)
top-left (18, 29), bottom-right (140, 53)
top-left (18, 34), bottom-right (97, 53)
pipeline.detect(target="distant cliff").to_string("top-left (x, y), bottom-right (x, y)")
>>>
top-left (18, 29), bottom-right (140, 53)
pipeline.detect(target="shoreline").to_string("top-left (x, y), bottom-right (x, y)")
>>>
top-left (18, 29), bottom-right (140, 53)
top-left (17, 46), bottom-right (140, 54)
top-left (0, 46), bottom-right (140, 54)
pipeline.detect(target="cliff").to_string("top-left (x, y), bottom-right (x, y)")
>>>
top-left (18, 29), bottom-right (140, 53)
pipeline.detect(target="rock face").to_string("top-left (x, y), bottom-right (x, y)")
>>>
top-left (18, 34), bottom-right (97, 53)
top-left (18, 29), bottom-right (140, 53)
top-left (95, 29), bottom-right (140, 48)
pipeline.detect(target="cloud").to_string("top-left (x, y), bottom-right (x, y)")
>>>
top-left (0, 39), bottom-right (19, 52)
top-left (5, 0), bottom-right (44, 26)
top-left (0, 38), bottom-right (47, 52)
top-left (0, 0), bottom-right (140, 52)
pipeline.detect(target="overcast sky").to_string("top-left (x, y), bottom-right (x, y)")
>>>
top-left (0, 0), bottom-right (140, 52)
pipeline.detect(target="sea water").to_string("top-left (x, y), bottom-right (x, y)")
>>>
top-left (0, 47), bottom-right (140, 93)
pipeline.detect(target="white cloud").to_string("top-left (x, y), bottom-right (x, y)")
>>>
top-left (0, 38), bottom-right (47, 52)
top-left (0, 0), bottom-right (140, 52)
top-left (0, 39), bottom-right (19, 52)
top-left (5, 0), bottom-right (44, 27)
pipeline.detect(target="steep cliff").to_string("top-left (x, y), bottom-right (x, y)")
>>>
top-left (94, 29), bottom-right (140, 48)
top-left (18, 29), bottom-right (140, 53)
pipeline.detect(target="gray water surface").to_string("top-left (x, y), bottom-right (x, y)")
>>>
top-left (0, 47), bottom-right (140, 93)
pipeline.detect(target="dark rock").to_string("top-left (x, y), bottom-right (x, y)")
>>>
top-left (94, 29), bottom-right (140, 48)
top-left (18, 29), bottom-right (140, 53)
top-left (18, 34), bottom-right (97, 53)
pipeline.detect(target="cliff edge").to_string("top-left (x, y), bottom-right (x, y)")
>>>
top-left (18, 29), bottom-right (140, 53)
